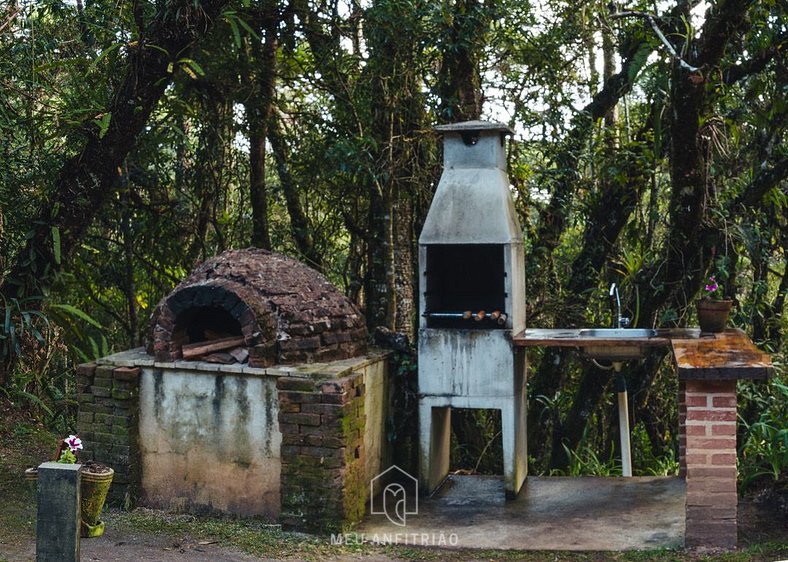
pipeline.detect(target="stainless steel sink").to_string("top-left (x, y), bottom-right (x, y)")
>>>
top-left (578, 328), bottom-right (659, 360)
top-left (579, 328), bottom-right (657, 339)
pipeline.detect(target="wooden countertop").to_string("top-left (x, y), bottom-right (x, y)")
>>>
top-left (669, 328), bottom-right (772, 380)
top-left (512, 328), bottom-right (772, 380)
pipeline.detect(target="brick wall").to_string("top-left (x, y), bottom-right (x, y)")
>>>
top-left (679, 379), bottom-right (738, 549)
top-left (277, 373), bottom-right (367, 533)
top-left (76, 363), bottom-right (141, 507)
top-left (75, 351), bottom-right (388, 530)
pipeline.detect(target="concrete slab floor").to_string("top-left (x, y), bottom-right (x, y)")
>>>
top-left (358, 475), bottom-right (686, 551)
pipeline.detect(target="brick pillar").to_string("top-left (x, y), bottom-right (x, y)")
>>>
top-left (277, 373), bottom-right (366, 533)
top-left (681, 379), bottom-right (738, 549)
top-left (76, 363), bottom-right (141, 507)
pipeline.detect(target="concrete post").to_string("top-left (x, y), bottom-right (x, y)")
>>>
top-left (36, 462), bottom-right (81, 562)
top-left (419, 403), bottom-right (451, 494)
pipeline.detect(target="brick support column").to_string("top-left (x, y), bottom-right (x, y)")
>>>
top-left (76, 363), bottom-right (141, 507)
top-left (680, 379), bottom-right (738, 548)
top-left (277, 373), bottom-right (366, 533)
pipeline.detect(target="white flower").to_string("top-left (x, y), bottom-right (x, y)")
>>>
top-left (64, 435), bottom-right (83, 452)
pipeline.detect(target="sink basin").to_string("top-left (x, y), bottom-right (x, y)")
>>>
top-left (578, 328), bottom-right (659, 361)
top-left (579, 328), bottom-right (658, 339)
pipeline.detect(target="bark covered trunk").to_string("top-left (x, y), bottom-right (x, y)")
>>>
top-left (268, 115), bottom-right (321, 270)
top-left (637, 0), bottom-right (755, 326)
top-left (0, 0), bottom-right (231, 304)
top-left (246, 0), bottom-right (278, 250)
top-left (436, 0), bottom-right (489, 122)
top-left (0, 0), bottom-right (231, 386)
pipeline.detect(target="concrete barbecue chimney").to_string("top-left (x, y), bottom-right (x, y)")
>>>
top-left (418, 120), bottom-right (527, 498)
top-left (420, 120), bottom-right (522, 246)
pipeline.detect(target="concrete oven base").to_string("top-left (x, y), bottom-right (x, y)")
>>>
top-left (360, 475), bottom-right (686, 550)
top-left (76, 347), bottom-right (391, 532)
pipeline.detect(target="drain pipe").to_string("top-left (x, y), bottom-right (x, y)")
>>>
top-left (615, 365), bottom-right (633, 477)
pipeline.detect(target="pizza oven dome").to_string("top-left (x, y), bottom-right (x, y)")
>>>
top-left (147, 248), bottom-right (367, 366)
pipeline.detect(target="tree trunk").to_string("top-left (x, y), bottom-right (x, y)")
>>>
top-left (0, 0), bottom-right (231, 303)
top-left (246, 0), bottom-right (278, 250)
top-left (637, 0), bottom-right (755, 326)
top-left (527, 35), bottom-right (653, 306)
top-left (546, 1), bottom-right (758, 469)
top-left (248, 125), bottom-right (271, 249)
top-left (268, 114), bottom-right (322, 270)
top-left (186, 87), bottom-right (231, 263)
top-left (119, 163), bottom-right (138, 348)
top-left (362, 0), bottom-right (432, 337)
top-left (436, 0), bottom-right (489, 122)
top-left (0, 0), bottom-right (231, 386)
top-left (531, 112), bottom-right (653, 467)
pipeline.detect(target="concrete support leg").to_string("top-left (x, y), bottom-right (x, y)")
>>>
top-left (419, 403), bottom-right (451, 495)
top-left (681, 380), bottom-right (738, 549)
top-left (36, 462), bottom-right (81, 562)
top-left (501, 385), bottom-right (527, 498)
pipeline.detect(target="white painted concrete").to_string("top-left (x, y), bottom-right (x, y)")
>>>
top-left (420, 129), bottom-right (520, 245)
top-left (98, 348), bottom-right (392, 519)
top-left (139, 368), bottom-right (281, 517)
top-left (418, 123), bottom-right (528, 499)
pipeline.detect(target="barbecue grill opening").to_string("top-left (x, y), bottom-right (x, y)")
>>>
top-left (173, 306), bottom-right (243, 345)
top-left (424, 244), bottom-right (506, 329)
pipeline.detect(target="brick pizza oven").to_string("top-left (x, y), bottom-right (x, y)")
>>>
top-left (148, 248), bottom-right (367, 366)
top-left (76, 249), bottom-right (392, 531)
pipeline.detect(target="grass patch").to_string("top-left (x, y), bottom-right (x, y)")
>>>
top-left (105, 507), bottom-right (787, 561)
top-left (0, 398), bottom-right (58, 558)
top-left (0, 400), bottom-right (785, 561)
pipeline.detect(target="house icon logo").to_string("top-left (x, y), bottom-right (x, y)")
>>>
top-left (369, 465), bottom-right (418, 526)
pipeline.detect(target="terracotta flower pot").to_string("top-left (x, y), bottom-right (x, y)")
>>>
top-left (697, 299), bottom-right (733, 333)
top-left (24, 467), bottom-right (38, 494)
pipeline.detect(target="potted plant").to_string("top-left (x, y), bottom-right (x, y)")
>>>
top-left (697, 274), bottom-right (733, 333)
top-left (24, 434), bottom-right (114, 538)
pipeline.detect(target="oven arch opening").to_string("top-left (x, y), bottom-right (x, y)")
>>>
top-left (172, 305), bottom-right (243, 345)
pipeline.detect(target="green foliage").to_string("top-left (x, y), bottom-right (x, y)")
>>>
top-left (57, 448), bottom-right (77, 464)
top-left (0, 0), bottom-right (786, 486)
top-left (631, 423), bottom-right (679, 477)
top-left (738, 376), bottom-right (788, 492)
top-left (0, 296), bottom-right (48, 365)
top-left (552, 442), bottom-right (622, 477)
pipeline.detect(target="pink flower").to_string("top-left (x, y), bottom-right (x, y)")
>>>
top-left (704, 276), bottom-right (718, 293)
top-left (65, 435), bottom-right (83, 453)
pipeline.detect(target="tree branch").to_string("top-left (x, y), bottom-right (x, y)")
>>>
top-left (611, 10), bottom-right (699, 72)
top-left (723, 31), bottom-right (787, 85)
top-left (0, 0), bottom-right (232, 300)
top-left (736, 156), bottom-right (788, 209)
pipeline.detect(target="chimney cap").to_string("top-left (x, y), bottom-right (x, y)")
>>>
top-left (434, 120), bottom-right (514, 135)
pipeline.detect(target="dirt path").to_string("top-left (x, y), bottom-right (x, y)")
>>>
top-left (1, 517), bottom-right (402, 562)
top-left (2, 527), bottom-right (267, 562)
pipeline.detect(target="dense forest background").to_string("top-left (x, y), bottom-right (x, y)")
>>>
top-left (0, 0), bottom-right (785, 486)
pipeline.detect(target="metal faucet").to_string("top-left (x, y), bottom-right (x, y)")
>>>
top-left (609, 283), bottom-right (631, 329)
